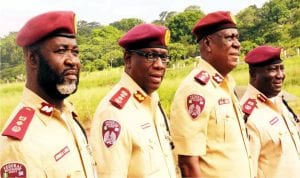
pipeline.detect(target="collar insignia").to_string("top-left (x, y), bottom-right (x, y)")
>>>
top-left (212, 73), bottom-right (223, 84)
top-left (134, 90), bottom-right (146, 102)
top-left (39, 102), bottom-right (54, 116)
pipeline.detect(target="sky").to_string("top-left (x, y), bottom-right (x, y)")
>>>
top-left (0, 0), bottom-right (268, 37)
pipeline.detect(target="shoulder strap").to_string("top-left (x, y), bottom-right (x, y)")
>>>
top-left (2, 107), bottom-right (35, 140)
top-left (194, 70), bottom-right (210, 85)
top-left (109, 87), bottom-right (131, 109)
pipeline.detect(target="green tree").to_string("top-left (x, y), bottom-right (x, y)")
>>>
top-left (0, 32), bottom-right (24, 81)
top-left (110, 18), bottom-right (144, 32)
top-left (166, 6), bottom-right (204, 44)
top-left (169, 43), bottom-right (188, 61)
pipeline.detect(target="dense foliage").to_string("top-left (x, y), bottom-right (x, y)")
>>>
top-left (1, 0), bottom-right (300, 82)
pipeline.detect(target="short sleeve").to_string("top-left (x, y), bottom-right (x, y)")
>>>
top-left (90, 107), bottom-right (131, 178)
top-left (0, 138), bottom-right (46, 177)
top-left (170, 82), bottom-right (211, 156)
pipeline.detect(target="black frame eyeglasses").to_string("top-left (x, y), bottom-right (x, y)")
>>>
top-left (129, 50), bottom-right (170, 64)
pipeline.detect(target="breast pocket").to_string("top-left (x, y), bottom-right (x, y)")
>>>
top-left (266, 128), bottom-right (283, 156)
top-left (144, 139), bottom-right (161, 175)
top-left (130, 138), bottom-right (161, 177)
top-left (215, 104), bottom-right (241, 142)
top-left (45, 168), bottom-right (84, 178)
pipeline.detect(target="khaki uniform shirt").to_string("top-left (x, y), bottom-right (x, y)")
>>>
top-left (170, 59), bottom-right (253, 178)
top-left (0, 88), bottom-right (97, 178)
top-left (240, 84), bottom-right (300, 178)
top-left (90, 73), bottom-right (176, 178)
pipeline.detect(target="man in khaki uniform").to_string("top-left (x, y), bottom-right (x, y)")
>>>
top-left (0, 11), bottom-right (97, 178)
top-left (240, 45), bottom-right (300, 178)
top-left (170, 11), bottom-right (253, 178)
top-left (90, 23), bottom-right (176, 178)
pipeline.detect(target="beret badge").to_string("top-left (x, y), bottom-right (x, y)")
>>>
top-left (74, 14), bottom-right (77, 34)
top-left (229, 12), bottom-right (237, 24)
top-left (164, 29), bottom-right (171, 46)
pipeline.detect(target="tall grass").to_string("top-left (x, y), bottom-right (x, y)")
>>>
top-left (1, 57), bottom-right (300, 130)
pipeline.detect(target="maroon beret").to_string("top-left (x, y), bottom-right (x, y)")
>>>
top-left (245, 45), bottom-right (282, 67)
top-left (16, 11), bottom-right (76, 47)
top-left (118, 23), bottom-right (170, 50)
top-left (192, 11), bottom-right (237, 40)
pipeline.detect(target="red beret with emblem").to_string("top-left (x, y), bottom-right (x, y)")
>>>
top-left (118, 23), bottom-right (170, 50)
top-left (245, 45), bottom-right (282, 66)
top-left (16, 11), bottom-right (77, 47)
top-left (192, 11), bottom-right (237, 40)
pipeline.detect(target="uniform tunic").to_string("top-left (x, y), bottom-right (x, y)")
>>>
top-left (0, 88), bottom-right (97, 178)
top-left (170, 59), bottom-right (253, 178)
top-left (240, 84), bottom-right (300, 178)
top-left (90, 73), bottom-right (176, 178)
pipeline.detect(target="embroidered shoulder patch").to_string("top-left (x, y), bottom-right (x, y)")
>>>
top-left (194, 70), bottom-right (210, 85)
top-left (109, 87), bottom-right (131, 109)
top-left (1, 162), bottom-right (26, 178)
top-left (242, 98), bottom-right (257, 115)
top-left (187, 94), bottom-right (205, 119)
top-left (102, 120), bottom-right (121, 148)
top-left (2, 107), bottom-right (35, 140)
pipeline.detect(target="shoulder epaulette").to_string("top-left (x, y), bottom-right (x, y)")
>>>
top-left (2, 107), bottom-right (35, 140)
top-left (109, 87), bottom-right (131, 109)
top-left (242, 98), bottom-right (257, 115)
top-left (194, 70), bottom-right (210, 85)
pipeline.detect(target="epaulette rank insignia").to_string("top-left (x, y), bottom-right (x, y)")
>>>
top-left (194, 70), bottom-right (210, 85)
top-left (109, 87), bottom-right (131, 109)
top-left (2, 107), bottom-right (35, 140)
top-left (134, 90), bottom-right (146, 102)
top-left (242, 98), bottom-right (257, 115)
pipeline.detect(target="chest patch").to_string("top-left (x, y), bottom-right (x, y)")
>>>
top-left (141, 122), bottom-right (151, 129)
top-left (187, 94), bottom-right (205, 119)
top-left (218, 98), bottom-right (230, 105)
top-left (1, 162), bottom-right (26, 178)
top-left (269, 117), bottom-right (280, 125)
top-left (102, 120), bottom-right (121, 148)
top-left (54, 146), bottom-right (70, 162)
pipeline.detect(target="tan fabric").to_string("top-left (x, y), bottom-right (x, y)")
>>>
top-left (170, 59), bottom-right (253, 178)
top-left (241, 84), bottom-right (300, 178)
top-left (0, 88), bottom-right (97, 178)
top-left (90, 73), bottom-right (176, 178)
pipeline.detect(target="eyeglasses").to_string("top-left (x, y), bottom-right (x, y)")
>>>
top-left (129, 50), bottom-right (170, 64)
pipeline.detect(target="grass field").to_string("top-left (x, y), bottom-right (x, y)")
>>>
top-left (1, 57), bottom-right (300, 130)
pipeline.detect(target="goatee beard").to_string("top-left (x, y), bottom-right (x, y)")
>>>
top-left (37, 53), bottom-right (79, 100)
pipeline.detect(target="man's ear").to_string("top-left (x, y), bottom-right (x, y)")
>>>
top-left (124, 51), bottom-right (132, 69)
top-left (202, 37), bottom-right (212, 52)
top-left (24, 49), bottom-right (38, 69)
top-left (249, 67), bottom-right (257, 80)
